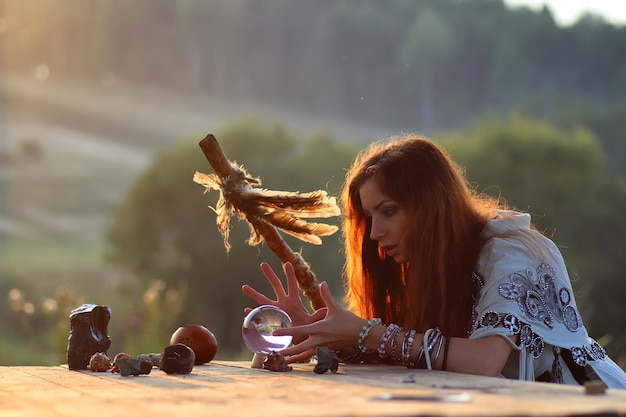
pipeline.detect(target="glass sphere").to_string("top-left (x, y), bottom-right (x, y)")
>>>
top-left (242, 305), bottom-right (293, 354)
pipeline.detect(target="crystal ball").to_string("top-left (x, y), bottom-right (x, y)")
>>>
top-left (242, 305), bottom-right (293, 354)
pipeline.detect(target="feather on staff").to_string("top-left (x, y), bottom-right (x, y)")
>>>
top-left (193, 171), bottom-right (339, 250)
top-left (193, 134), bottom-right (340, 309)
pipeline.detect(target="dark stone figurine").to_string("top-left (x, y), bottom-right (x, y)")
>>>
top-left (66, 304), bottom-right (112, 370)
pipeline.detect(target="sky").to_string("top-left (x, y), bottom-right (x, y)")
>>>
top-left (503, 0), bottom-right (626, 26)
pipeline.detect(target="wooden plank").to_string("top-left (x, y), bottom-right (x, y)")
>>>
top-left (1, 361), bottom-right (625, 417)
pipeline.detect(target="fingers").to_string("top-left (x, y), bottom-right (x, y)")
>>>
top-left (283, 348), bottom-right (317, 364)
top-left (260, 262), bottom-right (287, 298)
top-left (308, 307), bottom-right (327, 324)
top-left (273, 321), bottom-right (316, 338)
top-left (283, 262), bottom-right (299, 296)
top-left (319, 281), bottom-right (332, 301)
top-left (278, 335), bottom-right (317, 358)
top-left (242, 262), bottom-right (292, 305)
top-left (318, 281), bottom-right (339, 311)
top-left (241, 284), bottom-right (272, 306)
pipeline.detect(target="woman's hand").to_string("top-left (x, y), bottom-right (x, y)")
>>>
top-left (242, 262), bottom-right (326, 327)
top-left (271, 280), bottom-right (368, 364)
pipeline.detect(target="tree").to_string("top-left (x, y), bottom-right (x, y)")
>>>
top-left (105, 119), bottom-right (357, 357)
top-left (400, 6), bottom-right (456, 133)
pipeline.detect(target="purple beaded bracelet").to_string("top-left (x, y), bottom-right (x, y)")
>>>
top-left (378, 323), bottom-right (400, 358)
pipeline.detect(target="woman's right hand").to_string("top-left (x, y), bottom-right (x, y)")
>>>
top-left (271, 280), bottom-right (368, 364)
top-left (242, 262), bottom-right (326, 327)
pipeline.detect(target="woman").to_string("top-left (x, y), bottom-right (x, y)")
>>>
top-left (243, 134), bottom-right (626, 388)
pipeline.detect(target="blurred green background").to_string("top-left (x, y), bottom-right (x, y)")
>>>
top-left (1, 0), bottom-right (625, 368)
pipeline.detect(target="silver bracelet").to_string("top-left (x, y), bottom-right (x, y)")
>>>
top-left (402, 330), bottom-right (417, 367)
top-left (410, 344), bottom-right (424, 368)
top-left (432, 332), bottom-right (445, 367)
top-left (389, 326), bottom-right (404, 362)
top-left (423, 327), bottom-right (442, 370)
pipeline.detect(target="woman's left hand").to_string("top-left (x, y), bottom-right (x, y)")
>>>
top-left (242, 262), bottom-right (326, 327)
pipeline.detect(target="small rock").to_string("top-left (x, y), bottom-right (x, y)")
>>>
top-left (262, 351), bottom-right (292, 372)
top-left (137, 353), bottom-right (162, 367)
top-left (117, 359), bottom-right (153, 377)
top-left (88, 352), bottom-right (111, 372)
top-left (402, 373), bottom-right (416, 383)
top-left (159, 343), bottom-right (195, 374)
top-left (314, 347), bottom-right (339, 374)
top-left (110, 353), bottom-right (132, 373)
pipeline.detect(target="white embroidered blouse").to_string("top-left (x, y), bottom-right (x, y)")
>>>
top-left (469, 210), bottom-right (626, 389)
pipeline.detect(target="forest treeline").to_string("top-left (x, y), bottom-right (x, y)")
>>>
top-left (3, 0), bottom-right (626, 134)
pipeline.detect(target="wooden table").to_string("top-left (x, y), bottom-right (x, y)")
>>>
top-left (1, 361), bottom-right (625, 417)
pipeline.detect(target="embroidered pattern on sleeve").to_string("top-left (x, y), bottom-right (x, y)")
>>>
top-left (497, 263), bottom-right (580, 332)
top-left (471, 263), bottom-right (607, 376)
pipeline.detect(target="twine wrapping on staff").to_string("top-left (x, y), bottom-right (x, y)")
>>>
top-left (193, 134), bottom-right (340, 310)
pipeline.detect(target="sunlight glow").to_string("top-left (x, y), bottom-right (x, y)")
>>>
top-left (503, 0), bottom-right (626, 26)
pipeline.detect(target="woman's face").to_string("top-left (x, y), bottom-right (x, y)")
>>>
top-left (359, 178), bottom-right (410, 263)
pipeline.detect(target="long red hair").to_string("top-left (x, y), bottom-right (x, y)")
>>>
top-left (341, 135), bottom-right (502, 337)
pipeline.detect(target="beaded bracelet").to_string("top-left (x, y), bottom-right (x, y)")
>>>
top-left (378, 323), bottom-right (400, 358)
top-left (357, 318), bottom-right (382, 353)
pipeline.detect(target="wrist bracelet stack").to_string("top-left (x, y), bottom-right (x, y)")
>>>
top-left (376, 323), bottom-right (447, 370)
top-left (349, 318), bottom-right (451, 370)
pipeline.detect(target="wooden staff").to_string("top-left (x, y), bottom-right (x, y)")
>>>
top-left (195, 134), bottom-right (340, 310)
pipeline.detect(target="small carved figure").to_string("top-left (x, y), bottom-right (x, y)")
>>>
top-left (66, 304), bottom-right (112, 370)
